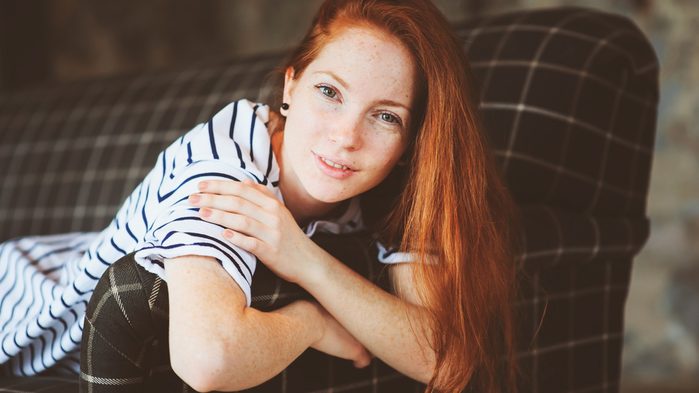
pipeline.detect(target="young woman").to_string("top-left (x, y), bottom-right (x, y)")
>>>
top-left (0, 1), bottom-right (521, 392)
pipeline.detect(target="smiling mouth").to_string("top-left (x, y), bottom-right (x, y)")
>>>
top-left (313, 152), bottom-right (356, 171)
top-left (319, 156), bottom-right (351, 170)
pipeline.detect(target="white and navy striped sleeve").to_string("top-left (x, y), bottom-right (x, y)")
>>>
top-left (133, 99), bottom-right (278, 307)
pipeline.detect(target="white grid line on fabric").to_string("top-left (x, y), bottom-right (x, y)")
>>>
top-left (532, 272), bottom-right (540, 393)
top-left (513, 284), bottom-right (627, 307)
top-left (460, 22), bottom-right (655, 74)
top-left (585, 31), bottom-right (632, 213)
top-left (501, 11), bottom-right (591, 175)
top-left (603, 263), bottom-right (611, 393)
top-left (1, 167), bottom-right (156, 191)
top-left (304, 372), bottom-right (406, 393)
top-left (328, 356), bottom-right (334, 393)
top-left (524, 244), bottom-right (636, 260)
top-left (568, 267), bottom-right (575, 390)
top-left (372, 354), bottom-right (378, 393)
top-left (483, 101), bottom-right (652, 155)
top-left (516, 331), bottom-right (621, 358)
top-left (470, 59), bottom-right (653, 107)
top-left (473, 11), bottom-right (532, 111)
top-left (281, 368), bottom-right (287, 393)
top-left (548, 206), bottom-right (564, 267)
top-left (459, 22), bottom-right (484, 55)
top-left (0, 206), bottom-right (118, 221)
top-left (588, 216), bottom-right (601, 262)
top-left (492, 149), bottom-right (646, 200)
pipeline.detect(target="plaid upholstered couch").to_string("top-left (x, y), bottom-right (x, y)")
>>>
top-left (0, 6), bottom-right (658, 393)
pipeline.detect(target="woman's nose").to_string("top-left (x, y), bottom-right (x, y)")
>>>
top-left (328, 114), bottom-right (363, 150)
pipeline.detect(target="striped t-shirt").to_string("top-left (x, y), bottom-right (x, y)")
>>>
top-left (0, 98), bottom-right (412, 377)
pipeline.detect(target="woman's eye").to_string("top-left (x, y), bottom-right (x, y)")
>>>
top-left (380, 112), bottom-right (401, 125)
top-left (317, 85), bottom-right (337, 99)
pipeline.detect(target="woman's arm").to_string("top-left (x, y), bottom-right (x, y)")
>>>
top-left (165, 255), bottom-right (372, 391)
top-left (165, 255), bottom-right (323, 392)
top-left (301, 250), bottom-right (437, 384)
top-left (189, 179), bottom-right (438, 383)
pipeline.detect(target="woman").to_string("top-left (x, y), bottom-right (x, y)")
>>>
top-left (0, 0), bottom-right (521, 392)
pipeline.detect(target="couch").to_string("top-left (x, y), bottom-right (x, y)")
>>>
top-left (0, 6), bottom-right (658, 393)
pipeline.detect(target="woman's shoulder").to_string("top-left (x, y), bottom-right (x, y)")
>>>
top-left (162, 98), bottom-right (280, 182)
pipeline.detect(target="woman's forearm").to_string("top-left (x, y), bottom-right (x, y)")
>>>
top-left (166, 256), bottom-right (323, 392)
top-left (216, 300), bottom-right (322, 391)
top-left (301, 249), bottom-right (437, 383)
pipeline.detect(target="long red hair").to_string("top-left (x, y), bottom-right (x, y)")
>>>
top-left (269, 1), bottom-right (523, 392)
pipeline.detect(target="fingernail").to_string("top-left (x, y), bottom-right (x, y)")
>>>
top-left (199, 208), bottom-right (211, 217)
top-left (223, 230), bottom-right (234, 238)
top-left (189, 195), bottom-right (200, 204)
top-left (198, 181), bottom-right (208, 190)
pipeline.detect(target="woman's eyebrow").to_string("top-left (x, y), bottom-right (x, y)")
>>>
top-left (375, 99), bottom-right (412, 113)
top-left (313, 70), bottom-right (350, 91)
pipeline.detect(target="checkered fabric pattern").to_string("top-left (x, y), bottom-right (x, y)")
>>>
top-left (0, 6), bottom-right (657, 393)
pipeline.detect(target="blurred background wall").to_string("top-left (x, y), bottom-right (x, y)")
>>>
top-left (1, 0), bottom-right (697, 392)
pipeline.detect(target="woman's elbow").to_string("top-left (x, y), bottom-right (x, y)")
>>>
top-left (170, 338), bottom-right (236, 392)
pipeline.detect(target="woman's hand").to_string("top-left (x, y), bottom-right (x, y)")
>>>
top-left (188, 178), bottom-right (322, 285)
top-left (306, 300), bottom-right (372, 368)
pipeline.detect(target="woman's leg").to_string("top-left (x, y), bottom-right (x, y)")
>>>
top-left (79, 253), bottom-right (192, 393)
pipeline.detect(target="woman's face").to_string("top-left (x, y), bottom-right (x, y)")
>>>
top-left (280, 25), bottom-right (417, 204)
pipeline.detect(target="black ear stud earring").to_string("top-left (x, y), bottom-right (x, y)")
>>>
top-left (281, 103), bottom-right (289, 110)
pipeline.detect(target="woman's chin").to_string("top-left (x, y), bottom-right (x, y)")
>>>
top-left (304, 182), bottom-right (356, 205)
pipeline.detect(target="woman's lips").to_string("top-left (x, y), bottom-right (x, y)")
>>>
top-left (313, 152), bottom-right (355, 179)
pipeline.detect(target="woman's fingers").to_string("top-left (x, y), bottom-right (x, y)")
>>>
top-left (197, 179), bottom-right (279, 211)
top-left (189, 192), bottom-right (277, 228)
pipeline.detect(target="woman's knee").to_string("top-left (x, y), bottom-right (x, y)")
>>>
top-left (84, 253), bottom-right (160, 340)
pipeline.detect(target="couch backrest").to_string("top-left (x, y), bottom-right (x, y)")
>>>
top-left (460, 7), bottom-right (658, 218)
top-left (0, 7), bottom-right (658, 242)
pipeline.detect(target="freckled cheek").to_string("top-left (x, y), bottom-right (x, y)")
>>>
top-left (363, 155), bottom-right (399, 177)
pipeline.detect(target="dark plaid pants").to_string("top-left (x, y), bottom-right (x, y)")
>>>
top-left (80, 253), bottom-right (194, 393)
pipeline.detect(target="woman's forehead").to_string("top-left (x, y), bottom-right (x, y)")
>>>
top-left (305, 26), bottom-right (417, 106)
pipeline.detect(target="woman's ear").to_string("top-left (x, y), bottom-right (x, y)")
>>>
top-left (282, 67), bottom-right (296, 106)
